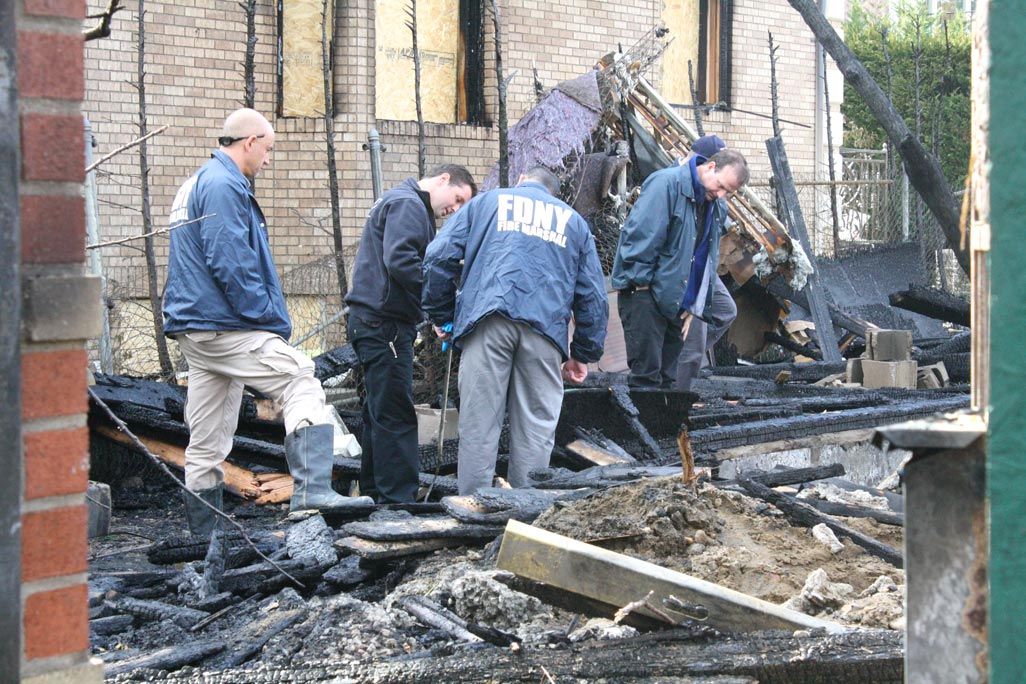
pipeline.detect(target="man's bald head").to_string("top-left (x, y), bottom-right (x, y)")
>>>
top-left (222, 108), bottom-right (273, 140)
top-left (219, 108), bottom-right (275, 179)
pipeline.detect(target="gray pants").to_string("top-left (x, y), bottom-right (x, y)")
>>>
top-left (674, 275), bottom-right (737, 391)
top-left (456, 314), bottom-right (564, 495)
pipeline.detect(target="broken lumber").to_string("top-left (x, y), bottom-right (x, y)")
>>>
top-left (147, 531), bottom-right (282, 566)
top-left (90, 614), bottom-right (134, 637)
top-left (94, 425), bottom-right (289, 503)
top-left (529, 464), bottom-right (681, 490)
top-left (889, 285), bottom-right (970, 327)
top-left (219, 557), bottom-right (329, 595)
top-left (335, 536), bottom-right (467, 561)
top-left (497, 519), bottom-right (845, 633)
top-left (103, 639), bottom-right (226, 678)
top-left (717, 464), bottom-right (845, 489)
top-left (398, 595), bottom-right (483, 643)
top-left (737, 477), bottom-right (902, 567)
top-left (691, 396), bottom-right (969, 455)
top-left (608, 384), bottom-right (666, 461)
top-left (565, 434), bottom-right (636, 467)
top-left (801, 498), bottom-right (904, 526)
top-left (219, 610), bottom-right (307, 668)
top-left (341, 515), bottom-right (504, 541)
top-left (105, 596), bottom-right (208, 628)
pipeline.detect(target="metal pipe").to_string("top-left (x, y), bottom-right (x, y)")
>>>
top-left (363, 128), bottom-right (385, 201)
top-left (0, 1), bottom-right (22, 677)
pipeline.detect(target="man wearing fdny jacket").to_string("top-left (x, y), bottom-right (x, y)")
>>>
top-left (163, 108), bottom-right (367, 538)
top-left (346, 165), bottom-right (476, 503)
top-left (422, 167), bottom-right (608, 496)
top-left (611, 148), bottom-right (749, 388)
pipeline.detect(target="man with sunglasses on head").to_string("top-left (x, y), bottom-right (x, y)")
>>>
top-left (611, 139), bottom-right (749, 389)
top-left (163, 108), bottom-right (369, 539)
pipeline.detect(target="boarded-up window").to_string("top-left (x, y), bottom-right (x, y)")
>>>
top-left (279, 0), bottom-right (334, 117)
top-left (375, 0), bottom-right (459, 123)
top-left (661, 0), bottom-right (732, 106)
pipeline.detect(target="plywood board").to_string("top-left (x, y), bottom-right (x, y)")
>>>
top-left (282, 0), bottom-right (332, 117)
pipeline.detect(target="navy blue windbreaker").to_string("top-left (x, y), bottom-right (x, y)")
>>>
top-left (162, 151), bottom-right (291, 339)
top-left (422, 181), bottom-right (608, 362)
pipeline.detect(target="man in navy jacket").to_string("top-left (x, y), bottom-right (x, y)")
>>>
top-left (164, 108), bottom-right (367, 537)
top-left (346, 165), bottom-right (476, 503)
top-left (423, 167), bottom-right (608, 495)
top-left (611, 148), bottom-right (749, 388)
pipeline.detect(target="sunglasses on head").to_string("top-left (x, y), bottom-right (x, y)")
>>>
top-left (218, 133), bottom-right (266, 146)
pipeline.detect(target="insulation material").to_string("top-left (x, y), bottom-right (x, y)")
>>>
top-left (659, 0), bottom-right (700, 105)
top-left (375, 0), bottom-right (458, 123)
top-left (481, 74), bottom-right (603, 191)
top-left (281, 0), bottom-right (333, 117)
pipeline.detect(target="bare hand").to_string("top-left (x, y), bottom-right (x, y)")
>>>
top-left (562, 358), bottom-right (588, 385)
top-left (680, 312), bottom-right (694, 341)
top-left (433, 324), bottom-right (452, 340)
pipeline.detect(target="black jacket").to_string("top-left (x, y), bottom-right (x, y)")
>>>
top-left (346, 178), bottom-right (435, 324)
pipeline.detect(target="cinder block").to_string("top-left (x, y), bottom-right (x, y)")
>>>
top-left (846, 357), bottom-right (863, 384)
top-left (862, 359), bottom-right (918, 389)
top-left (867, 329), bottom-right (913, 361)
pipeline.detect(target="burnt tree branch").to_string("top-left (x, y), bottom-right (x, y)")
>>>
top-left (84, 0), bottom-right (124, 41)
top-left (406, 0), bottom-right (427, 177)
top-left (321, 0), bottom-right (349, 307)
top-left (489, 0), bottom-right (509, 187)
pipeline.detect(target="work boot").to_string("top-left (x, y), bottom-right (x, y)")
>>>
top-left (183, 484), bottom-right (223, 538)
top-left (286, 423), bottom-right (371, 511)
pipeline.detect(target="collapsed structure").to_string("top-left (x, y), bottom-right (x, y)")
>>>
top-left (85, 36), bottom-right (970, 683)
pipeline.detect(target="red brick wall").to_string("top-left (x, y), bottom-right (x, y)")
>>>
top-left (17, 0), bottom-right (94, 679)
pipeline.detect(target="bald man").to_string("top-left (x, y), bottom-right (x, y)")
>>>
top-left (163, 109), bottom-right (368, 537)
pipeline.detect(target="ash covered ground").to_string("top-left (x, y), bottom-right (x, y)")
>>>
top-left (91, 474), bottom-right (904, 682)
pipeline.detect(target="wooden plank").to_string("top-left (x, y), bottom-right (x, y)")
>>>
top-left (335, 536), bottom-right (468, 561)
top-left (566, 438), bottom-right (635, 466)
top-left (342, 516), bottom-right (504, 541)
top-left (94, 425), bottom-right (264, 502)
top-left (496, 519), bottom-right (845, 634)
top-left (766, 135), bottom-right (842, 362)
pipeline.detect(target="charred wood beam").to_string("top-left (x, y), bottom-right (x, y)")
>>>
top-left (765, 330), bottom-right (823, 360)
top-left (741, 393), bottom-right (889, 412)
top-left (717, 463), bottom-right (846, 489)
top-left (103, 639), bottom-right (225, 678)
top-left (312, 343), bottom-right (358, 381)
top-left (688, 404), bottom-right (802, 430)
top-left (766, 136), bottom-right (842, 363)
top-left (341, 516), bottom-right (504, 541)
top-left (219, 557), bottom-right (329, 596)
top-left (105, 597), bottom-right (208, 628)
top-left (350, 629), bottom-right (903, 683)
top-left (800, 498), bottom-right (904, 526)
top-left (90, 614), bottom-right (134, 637)
top-left (529, 465), bottom-right (681, 490)
top-left (704, 360), bottom-right (847, 383)
top-left (690, 396), bottom-right (969, 455)
top-left (737, 477), bottom-right (902, 567)
top-left (398, 595), bottom-right (483, 643)
top-left (608, 384), bottom-right (665, 461)
top-left (220, 610), bottom-right (307, 668)
top-left (147, 531), bottom-right (281, 566)
top-left (889, 285), bottom-right (970, 327)
top-left (764, 276), bottom-right (877, 339)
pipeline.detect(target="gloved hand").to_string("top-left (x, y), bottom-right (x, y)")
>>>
top-left (434, 322), bottom-right (453, 352)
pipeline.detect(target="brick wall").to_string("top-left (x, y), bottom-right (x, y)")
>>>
top-left (17, 0), bottom-right (103, 681)
top-left (82, 0), bottom-right (828, 283)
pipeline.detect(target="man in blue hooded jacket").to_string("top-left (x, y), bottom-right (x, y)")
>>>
top-left (163, 108), bottom-right (366, 537)
top-left (611, 148), bottom-right (749, 388)
top-left (422, 167), bottom-right (608, 495)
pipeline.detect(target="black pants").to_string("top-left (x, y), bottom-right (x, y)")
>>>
top-left (347, 315), bottom-right (419, 503)
top-left (618, 289), bottom-right (683, 388)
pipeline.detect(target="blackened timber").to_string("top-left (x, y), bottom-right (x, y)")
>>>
top-left (609, 384), bottom-right (665, 461)
top-left (766, 135), bottom-right (842, 363)
top-left (706, 360), bottom-right (847, 382)
top-left (691, 396), bottom-right (969, 454)
top-left (103, 639), bottom-right (226, 678)
top-left (105, 597), bottom-right (209, 628)
top-left (312, 343), bottom-right (358, 381)
top-left (766, 330), bottom-right (824, 360)
top-left (335, 536), bottom-right (467, 561)
top-left (889, 285), bottom-right (970, 327)
top-left (398, 595), bottom-right (483, 643)
top-left (737, 477), bottom-right (903, 567)
top-left (219, 557), bottom-right (328, 595)
top-left (219, 610), bottom-right (307, 668)
top-left (341, 516), bottom-right (504, 541)
top-left (765, 276), bottom-right (877, 338)
top-left (742, 393), bottom-right (888, 412)
top-left (529, 464), bottom-right (681, 490)
top-left (688, 404), bottom-right (802, 429)
top-left (743, 463), bottom-right (846, 488)
top-left (90, 614), bottom-right (134, 637)
top-left (802, 498), bottom-right (904, 526)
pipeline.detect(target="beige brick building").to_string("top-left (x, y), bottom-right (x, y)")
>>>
top-left (83, 0), bottom-right (844, 371)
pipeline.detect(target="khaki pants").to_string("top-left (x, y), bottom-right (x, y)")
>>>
top-left (177, 330), bottom-right (327, 490)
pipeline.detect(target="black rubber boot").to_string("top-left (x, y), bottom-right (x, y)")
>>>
top-left (286, 423), bottom-right (373, 511)
top-left (183, 484), bottom-right (222, 538)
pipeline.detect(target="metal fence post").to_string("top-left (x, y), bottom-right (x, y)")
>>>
top-left (84, 116), bottom-right (114, 373)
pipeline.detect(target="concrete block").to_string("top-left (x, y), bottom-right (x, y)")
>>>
top-left (23, 273), bottom-right (102, 342)
top-left (846, 357), bottom-right (864, 384)
top-left (917, 362), bottom-right (949, 389)
top-left (415, 405), bottom-right (458, 445)
top-left (862, 360), bottom-right (918, 389)
top-left (86, 481), bottom-right (111, 539)
top-left (867, 329), bottom-right (913, 361)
